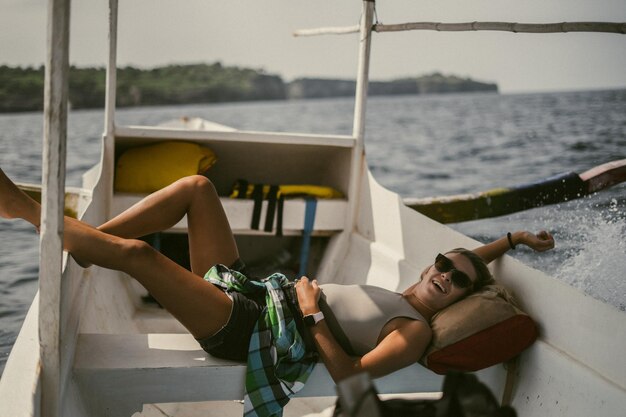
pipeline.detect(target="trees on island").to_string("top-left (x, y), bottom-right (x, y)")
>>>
top-left (0, 64), bottom-right (497, 113)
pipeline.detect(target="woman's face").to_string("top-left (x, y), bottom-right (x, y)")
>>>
top-left (413, 252), bottom-right (478, 312)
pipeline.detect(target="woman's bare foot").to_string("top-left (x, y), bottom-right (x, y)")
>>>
top-left (2, 167), bottom-right (95, 268)
top-left (0, 167), bottom-right (40, 226)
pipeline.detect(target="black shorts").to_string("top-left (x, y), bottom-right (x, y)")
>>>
top-left (196, 291), bottom-right (263, 362)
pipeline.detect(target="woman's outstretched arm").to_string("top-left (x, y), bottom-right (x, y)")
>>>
top-left (472, 230), bottom-right (555, 264)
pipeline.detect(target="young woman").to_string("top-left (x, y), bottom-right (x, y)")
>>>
top-left (0, 170), bottom-right (555, 383)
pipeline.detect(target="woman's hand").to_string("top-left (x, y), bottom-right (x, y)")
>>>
top-left (474, 230), bottom-right (556, 263)
top-left (295, 276), bottom-right (322, 315)
top-left (515, 230), bottom-right (555, 252)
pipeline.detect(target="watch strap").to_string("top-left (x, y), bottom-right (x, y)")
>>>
top-left (303, 311), bottom-right (324, 327)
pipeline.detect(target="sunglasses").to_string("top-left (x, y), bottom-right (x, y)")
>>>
top-left (434, 253), bottom-right (474, 289)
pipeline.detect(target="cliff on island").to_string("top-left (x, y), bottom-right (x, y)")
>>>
top-left (0, 63), bottom-right (498, 113)
top-left (287, 74), bottom-right (498, 99)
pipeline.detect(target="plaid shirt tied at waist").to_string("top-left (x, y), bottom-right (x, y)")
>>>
top-left (204, 265), bottom-right (317, 417)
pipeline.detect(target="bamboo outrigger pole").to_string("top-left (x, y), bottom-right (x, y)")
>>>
top-left (374, 21), bottom-right (626, 35)
top-left (294, 21), bottom-right (626, 37)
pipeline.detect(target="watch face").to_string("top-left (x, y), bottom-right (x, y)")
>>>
top-left (304, 312), bottom-right (323, 327)
top-left (304, 315), bottom-right (315, 327)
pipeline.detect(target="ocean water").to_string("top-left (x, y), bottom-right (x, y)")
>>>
top-left (1, 90), bottom-right (625, 375)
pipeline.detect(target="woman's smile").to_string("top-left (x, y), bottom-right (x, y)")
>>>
top-left (430, 277), bottom-right (447, 294)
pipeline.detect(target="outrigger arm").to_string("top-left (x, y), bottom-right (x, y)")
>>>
top-left (404, 159), bottom-right (626, 224)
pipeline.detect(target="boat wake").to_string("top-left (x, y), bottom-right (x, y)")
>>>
top-left (553, 198), bottom-right (626, 311)
top-left (453, 191), bottom-right (626, 312)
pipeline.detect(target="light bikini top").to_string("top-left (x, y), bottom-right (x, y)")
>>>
top-left (318, 284), bottom-right (427, 356)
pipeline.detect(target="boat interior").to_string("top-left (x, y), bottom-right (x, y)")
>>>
top-left (0, 1), bottom-right (624, 417)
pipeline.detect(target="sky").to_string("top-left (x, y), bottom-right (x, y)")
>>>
top-left (1, 0), bottom-right (625, 93)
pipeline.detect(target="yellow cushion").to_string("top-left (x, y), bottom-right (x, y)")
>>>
top-left (115, 141), bottom-right (217, 193)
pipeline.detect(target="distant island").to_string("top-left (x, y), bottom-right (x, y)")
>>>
top-left (288, 74), bottom-right (498, 99)
top-left (0, 63), bottom-right (498, 113)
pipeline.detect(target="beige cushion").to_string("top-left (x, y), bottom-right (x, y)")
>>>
top-left (422, 285), bottom-right (538, 374)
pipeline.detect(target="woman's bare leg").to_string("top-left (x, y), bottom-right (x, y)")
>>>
top-left (66, 218), bottom-right (233, 339)
top-left (0, 168), bottom-right (231, 339)
top-left (98, 175), bottom-right (239, 275)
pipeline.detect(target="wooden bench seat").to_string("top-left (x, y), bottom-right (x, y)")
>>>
top-left (73, 333), bottom-right (445, 417)
top-left (112, 195), bottom-right (348, 235)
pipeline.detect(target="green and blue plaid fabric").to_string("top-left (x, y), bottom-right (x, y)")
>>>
top-left (205, 265), bottom-right (317, 417)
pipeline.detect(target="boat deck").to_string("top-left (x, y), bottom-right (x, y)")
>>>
top-left (73, 332), bottom-right (465, 416)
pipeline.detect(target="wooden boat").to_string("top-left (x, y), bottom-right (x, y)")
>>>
top-left (1, 1), bottom-right (624, 416)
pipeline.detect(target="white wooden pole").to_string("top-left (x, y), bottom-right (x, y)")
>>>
top-left (293, 25), bottom-right (360, 37)
top-left (105, 0), bottom-right (118, 137)
top-left (352, 1), bottom-right (375, 142)
top-left (96, 0), bottom-right (119, 222)
top-left (346, 0), bottom-right (375, 232)
top-left (39, 0), bottom-right (70, 416)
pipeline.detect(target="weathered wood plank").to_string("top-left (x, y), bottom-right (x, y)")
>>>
top-left (39, 0), bottom-right (71, 415)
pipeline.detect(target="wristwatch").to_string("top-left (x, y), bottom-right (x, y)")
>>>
top-left (303, 311), bottom-right (325, 327)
